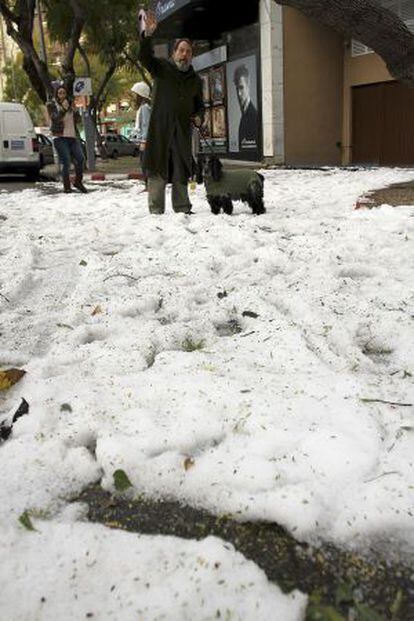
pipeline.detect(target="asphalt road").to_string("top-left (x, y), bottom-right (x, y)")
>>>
top-left (0, 171), bottom-right (57, 193)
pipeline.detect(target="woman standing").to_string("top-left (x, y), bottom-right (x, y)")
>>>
top-left (47, 85), bottom-right (87, 194)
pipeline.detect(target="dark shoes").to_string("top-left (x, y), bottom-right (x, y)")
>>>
top-left (174, 205), bottom-right (193, 215)
top-left (73, 178), bottom-right (88, 193)
top-left (62, 176), bottom-right (87, 194)
top-left (63, 177), bottom-right (72, 193)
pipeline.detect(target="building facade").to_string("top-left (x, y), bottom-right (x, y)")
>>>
top-left (284, 0), bottom-right (414, 167)
top-left (343, 0), bottom-right (414, 166)
top-left (150, 0), bottom-right (414, 166)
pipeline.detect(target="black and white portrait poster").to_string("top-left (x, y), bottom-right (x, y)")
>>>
top-left (226, 54), bottom-right (259, 153)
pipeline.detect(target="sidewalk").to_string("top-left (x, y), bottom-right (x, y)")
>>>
top-left (42, 155), bottom-right (261, 182)
top-left (42, 156), bottom-right (144, 182)
top-left (355, 179), bottom-right (414, 209)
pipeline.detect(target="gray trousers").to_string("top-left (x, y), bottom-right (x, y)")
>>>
top-left (147, 175), bottom-right (191, 214)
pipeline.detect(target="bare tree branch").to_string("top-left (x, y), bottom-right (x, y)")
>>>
top-left (123, 50), bottom-right (152, 89)
top-left (60, 0), bottom-right (87, 89)
top-left (0, 0), bottom-right (17, 24)
top-left (94, 59), bottom-right (116, 104)
top-left (77, 42), bottom-right (91, 76)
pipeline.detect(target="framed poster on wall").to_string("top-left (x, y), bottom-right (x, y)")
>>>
top-left (210, 66), bottom-right (225, 105)
top-left (226, 54), bottom-right (259, 154)
top-left (201, 107), bottom-right (212, 138)
top-left (200, 72), bottom-right (210, 104)
top-left (212, 105), bottom-right (226, 139)
top-left (198, 64), bottom-right (228, 153)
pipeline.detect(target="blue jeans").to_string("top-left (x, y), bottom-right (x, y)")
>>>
top-left (54, 137), bottom-right (84, 179)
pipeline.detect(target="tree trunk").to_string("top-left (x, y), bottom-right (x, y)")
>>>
top-left (86, 60), bottom-right (116, 160)
top-left (0, 0), bottom-right (53, 100)
top-left (77, 43), bottom-right (91, 77)
top-left (60, 0), bottom-right (86, 92)
top-left (275, 0), bottom-right (414, 86)
top-left (22, 55), bottom-right (48, 101)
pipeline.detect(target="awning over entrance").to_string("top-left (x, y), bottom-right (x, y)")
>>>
top-left (151, 0), bottom-right (259, 40)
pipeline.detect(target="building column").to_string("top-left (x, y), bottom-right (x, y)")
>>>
top-left (260, 0), bottom-right (285, 164)
top-left (342, 49), bottom-right (353, 165)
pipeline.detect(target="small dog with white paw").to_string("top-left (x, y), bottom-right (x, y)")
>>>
top-left (199, 155), bottom-right (266, 216)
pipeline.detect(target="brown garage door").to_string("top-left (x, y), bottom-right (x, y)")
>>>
top-left (352, 81), bottom-right (414, 166)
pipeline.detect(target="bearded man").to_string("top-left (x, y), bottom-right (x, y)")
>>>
top-left (138, 12), bottom-right (204, 214)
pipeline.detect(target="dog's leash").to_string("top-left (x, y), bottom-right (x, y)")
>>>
top-left (192, 121), bottom-right (216, 156)
top-left (191, 121), bottom-right (221, 185)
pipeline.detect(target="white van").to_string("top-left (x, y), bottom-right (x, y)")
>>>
top-left (0, 102), bottom-right (40, 179)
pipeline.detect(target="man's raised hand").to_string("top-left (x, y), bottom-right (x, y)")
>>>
top-left (138, 8), bottom-right (157, 37)
top-left (146, 10), bottom-right (157, 36)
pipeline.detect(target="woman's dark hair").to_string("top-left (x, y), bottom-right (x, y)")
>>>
top-left (173, 38), bottom-right (193, 52)
top-left (54, 84), bottom-right (67, 97)
top-left (233, 64), bottom-right (249, 85)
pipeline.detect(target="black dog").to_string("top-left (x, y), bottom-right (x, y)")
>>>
top-left (200, 155), bottom-right (266, 216)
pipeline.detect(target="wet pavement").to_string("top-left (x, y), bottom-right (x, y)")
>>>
top-left (0, 170), bottom-right (57, 193)
top-left (77, 485), bottom-right (414, 621)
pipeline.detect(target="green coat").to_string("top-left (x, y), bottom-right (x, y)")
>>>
top-left (138, 37), bottom-right (204, 183)
top-left (205, 170), bottom-right (262, 198)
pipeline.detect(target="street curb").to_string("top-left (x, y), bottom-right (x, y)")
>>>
top-left (87, 172), bottom-right (146, 181)
top-left (354, 193), bottom-right (375, 210)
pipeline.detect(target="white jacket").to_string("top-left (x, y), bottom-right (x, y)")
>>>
top-left (135, 102), bottom-right (152, 143)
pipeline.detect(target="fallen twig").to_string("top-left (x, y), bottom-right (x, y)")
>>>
top-left (364, 470), bottom-right (399, 483)
top-left (360, 398), bottom-right (412, 407)
top-left (103, 273), bottom-right (139, 282)
top-left (240, 331), bottom-right (256, 338)
top-left (0, 292), bottom-right (10, 303)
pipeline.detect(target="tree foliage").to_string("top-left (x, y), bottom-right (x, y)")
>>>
top-left (0, 0), bottom-right (52, 100)
top-left (1, 56), bottom-right (45, 122)
top-left (0, 0), bottom-right (140, 101)
top-left (77, 0), bottom-right (136, 109)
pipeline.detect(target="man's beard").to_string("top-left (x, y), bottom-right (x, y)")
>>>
top-left (175, 58), bottom-right (190, 72)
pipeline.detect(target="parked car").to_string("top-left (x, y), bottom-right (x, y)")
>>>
top-left (77, 138), bottom-right (86, 160)
top-left (102, 133), bottom-right (139, 159)
top-left (0, 102), bottom-right (40, 179)
top-left (128, 130), bottom-right (140, 144)
top-left (36, 132), bottom-right (54, 168)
